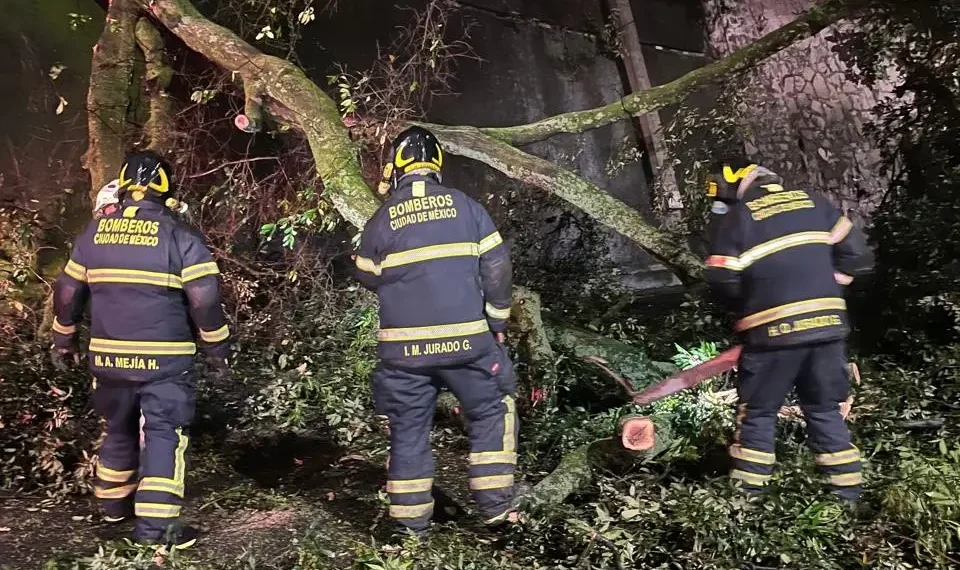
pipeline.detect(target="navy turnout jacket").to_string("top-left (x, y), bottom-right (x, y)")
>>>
top-left (705, 171), bottom-right (870, 348)
top-left (354, 175), bottom-right (512, 368)
top-left (52, 198), bottom-right (231, 381)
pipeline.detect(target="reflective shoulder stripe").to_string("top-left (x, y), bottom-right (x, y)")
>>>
top-left (829, 216), bottom-right (853, 244)
top-left (478, 231), bottom-right (503, 254)
top-left (485, 302), bottom-right (511, 320)
top-left (706, 255), bottom-right (742, 271)
top-left (181, 261), bottom-right (220, 283)
top-left (735, 297), bottom-right (846, 331)
top-left (87, 268), bottom-right (183, 289)
top-left (64, 259), bottom-right (88, 282)
top-left (199, 324), bottom-right (230, 343)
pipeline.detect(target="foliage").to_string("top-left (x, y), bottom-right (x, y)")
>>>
top-left (832, 0), bottom-right (960, 355)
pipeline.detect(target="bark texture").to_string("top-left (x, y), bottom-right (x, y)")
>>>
top-left (135, 19), bottom-right (176, 154)
top-left (84, 0), bottom-right (139, 200)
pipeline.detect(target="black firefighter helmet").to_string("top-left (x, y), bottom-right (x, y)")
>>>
top-left (118, 150), bottom-right (175, 200)
top-left (382, 126), bottom-right (444, 192)
top-left (705, 157), bottom-right (758, 204)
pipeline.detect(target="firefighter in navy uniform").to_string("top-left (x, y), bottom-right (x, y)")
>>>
top-left (703, 158), bottom-right (870, 504)
top-left (51, 151), bottom-right (231, 549)
top-left (354, 126), bottom-right (519, 538)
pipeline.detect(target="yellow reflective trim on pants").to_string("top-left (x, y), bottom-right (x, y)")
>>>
top-left (478, 231), bottom-right (503, 254)
top-left (828, 472), bottom-right (863, 486)
top-left (135, 502), bottom-right (181, 518)
top-left (382, 242), bottom-right (479, 269)
top-left (469, 474), bottom-right (514, 491)
top-left (736, 298), bottom-right (846, 332)
top-left (815, 447), bottom-right (861, 467)
top-left (729, 444), bottom-right (776, 465)
top-left (502, 396), bottom-right (516, 453)
top-left (138, 477), bottom-right (185, 498)
top-left (181, 261), bottom-right (220, 283)
top-left (53, 318), bottom-right (76, 335)
top-left (355, 256), bottom-right (381, 276)
top-left (199, 324), bottom-right (230, 343)
top-left (87, 268), bottom-right (183, 289)
top-left (89, 338), bottom-right (197, 356)
top-left (94, 483), bottom-right (137, 499)
top-left (174, 428), bottom-right (188, 487)
top-left (389, 501), bottom-right (434, 519)
top-left (386, 478), bottom-right (434, 494)
top-left (469, 451), bottom-right (518, 466)
top-left (64, 259), bottom-right (87, 282)
top-left (730, 469), bottom-right (772, 486)
top-left (97, 463), bottom-right (135, 483)
top-left (485, 303), bottom-right (511, 320)
top-left (378, 319), bottom-right (490, 342)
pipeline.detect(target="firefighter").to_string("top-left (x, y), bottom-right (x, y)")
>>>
top-left (51, 150), bottom-right (231, 549)
top-left (354, 126), bottom-right (519, 538)
top-left (703, 158), bottom-right (870, 504)
top-left (94, 180), bottom-right (122, 219)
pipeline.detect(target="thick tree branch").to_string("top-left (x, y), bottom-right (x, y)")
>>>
top-left (138, 0), bottom-right (379, 229)
top-left (477, 0), bottom-right (868, 146)
top-left (421, 123), bottom-right (706, 282)
top-left (83, 0), bottom-right (139, 201)
top-left (135, 19), bottom-right (176, 154)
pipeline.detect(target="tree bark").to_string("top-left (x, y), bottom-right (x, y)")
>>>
top-left (135, 19), bottom-right (176, 154)
top-left (420, 123), bottom-right (706, 283)
top-left (84, 0), bottom-right (140, 201)
top-left (475, 0), bottom-right (868, 147)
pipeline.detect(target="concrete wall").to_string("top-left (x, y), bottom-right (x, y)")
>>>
top-left (704, 0), bottom-right (893, 225)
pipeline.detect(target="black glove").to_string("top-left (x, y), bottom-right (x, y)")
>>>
top-left (204, 354), bottom-right (231, 388)
top-left (50, 344), bottom-right (80, 373)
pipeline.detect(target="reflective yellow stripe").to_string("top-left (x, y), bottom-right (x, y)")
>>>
top-left (135, 502), bottom-right (181, 518)
top-left (89, 338), bottom-right (197, 355)
top-left (739, 231), bottom-right (831, 268)
top-left (389, 501), bottom-right (434, 519)
top-left (478, 231), bottom-right (503, 254)
top-left (199, 325), bottom-right (229, 343)
top-left (729, 444), bottom-right (776, 465)
top-left (829, 217), bottom-right (852, 243)
top-left (815, 447), bottom-right (861, 467)
top-left (94, 483), bottom-right (137, 499)
top-left (64, 259), bottom-right (87, 281)
top-left (355, 256), bottom-right (381, 276)
top-left (469, 474), bottom-right (514, 491)
top-left (53, 318), bottom-right (76, 335)
top-left (386, 478), bottom-right (433, 494)
top-left (706, 255), bottom-right (742, 271)
top-left (469, 451), bottom-right (518, 466)
top-left (730, 469), bottom-right (772, 486)
top-left (181, 261), bottom-right (220, 283)
top-left (97, 463), bottom-right (135, 483)
top-left (174, 428), bottom-right (188, 487)
top-left (87, 268), bottom-right (183, 288)
top-left (502, 396), bottom-right (516, 453)
top-left (378, 319), bottom-right (489, 342)
top-left (736, 298), bottom-right (846, 332)
top-left (828, 472), bottom-right (863, 486)
top-left (383, 242), bottom-right (479, 269)
top-left (138, 477), bottom-right (185, 498)
top-left (485, 303), bottom-right (511, 320)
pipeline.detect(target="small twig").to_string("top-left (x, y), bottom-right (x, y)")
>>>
top-left (588, 529), bottom-right (625, 570)
top-left (899, 419), bottom-right (945, 429)
top-left (187, 157), bottom-right (280, 179)
top-left (574, 534), bottom-right (597, 568)
top-left (584, 355), bottom-right (639, 398)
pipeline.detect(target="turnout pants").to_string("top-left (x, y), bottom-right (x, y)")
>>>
top-left (373, 344), bottom-right (519, 533)
top-left (91, 372), bottom-right (195, 542)
top-left (730, 341), bottom-right (862, 501)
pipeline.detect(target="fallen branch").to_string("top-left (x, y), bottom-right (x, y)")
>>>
top-left (510, 286), bottom-right (559, 409)
top-left (135, 18), bottom-right (175, 153)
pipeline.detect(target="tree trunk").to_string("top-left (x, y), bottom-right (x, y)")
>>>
top-left (135, 19), bottom-right (176, 154)
top-left (83, 0), bottom-right (140, 201)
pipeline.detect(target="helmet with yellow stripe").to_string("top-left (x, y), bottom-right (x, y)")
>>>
top-left (705, 157), bottom-right (758, 204)
top-left (118, 150), bottom-right (175, 201)
top-left (388, 126), bottom-right (443, 190)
